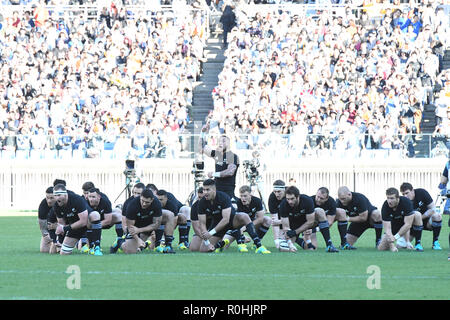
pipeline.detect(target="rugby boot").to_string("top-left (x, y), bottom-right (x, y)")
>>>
top-left (80, 244), bottom-right (90, 254)
top-left (163, 245), bottom-right (176, 254)
top-left (110, 237), bottom-right (125, 254)
top-left (326, 244), bottom-right (339, 253)
top-left (255, 245), bottom-right (271, 254)
top-left (432, 241), bottom-right (442, 250)
top-left (340, 242), bottom-right (357, 250)
top-left (214, 239), bottom-right (230, 253)
top-left (93, 245), bottom-right (103, 256)
top-left (237, 243), bottom-right (249, 253)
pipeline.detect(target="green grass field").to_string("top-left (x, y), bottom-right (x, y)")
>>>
top-left (0, 214), bottom-right (448, 300)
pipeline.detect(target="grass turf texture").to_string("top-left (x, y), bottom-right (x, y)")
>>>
top-left (0, 215), bottom-right (448, 300)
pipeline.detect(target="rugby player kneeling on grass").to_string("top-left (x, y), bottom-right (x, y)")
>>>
top-left (53, 184), bottom-right (102, 255)
top-left (111, 189), bottom-right (166, 254)
top-left (378, 187), bottom-right (424, 252)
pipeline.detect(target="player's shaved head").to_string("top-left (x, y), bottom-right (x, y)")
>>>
top-left (338, 186), bottom-right (351, 197)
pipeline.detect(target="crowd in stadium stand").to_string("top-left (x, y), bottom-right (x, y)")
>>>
top-left (0, 0), bottom-right (208, 159)
top-left (0, 1), bottom-right (449, 160)
top-left (208, 0), bottom-right (449, 159)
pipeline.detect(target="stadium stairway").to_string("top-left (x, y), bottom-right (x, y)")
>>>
top-left (414, 48), bottom-right (450, 157)
top-left (185, 30), bottom-right (225, 156)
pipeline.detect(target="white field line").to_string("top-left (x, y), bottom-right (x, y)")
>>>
top-left (0, 269), bottom-right (448, 280)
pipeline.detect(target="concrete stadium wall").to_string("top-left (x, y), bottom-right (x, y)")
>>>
top-left (0, 158), bottom-right (446, 211)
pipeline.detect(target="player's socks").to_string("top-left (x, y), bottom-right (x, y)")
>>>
top-left (245, 222), bottom-right (262, 248)
top-left (163, 235), bottom-right (175, 253)
top-left (256, 225), bottom-right (269, 240)
top-left (412, 224), bottom-right (423, 245)
top-left (373, 221), bottom-right (383, 244)
top-left (431, 220), bottom-right (442, 242)
top-left (318, 220), bottom-right (332, 246)
top-left (155, 224), bottom-right (165, 246)
top-left (186, 220), bottom-right (191, 239)
top-left (337, 221), bottom-right (348, 246)
top-left (115, 223), bottom-right (124, 238)
top-left (164, 235), bottom-right (174, 246)
top-left (215, 240), bottom-right (227, 249)
top-left (80, 237), bottom-right (88, 247)
top-left (230, 229), bottom-right (244, 244)
top-left (88, 220), bottom-right (102, 247)
top-left (178, 223), bottom-right (188, 244)
top-left (296, 237), bottom-right (305, 248)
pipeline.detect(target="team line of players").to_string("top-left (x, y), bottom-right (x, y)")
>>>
top-left (37, 177), bottom-right (445, 255)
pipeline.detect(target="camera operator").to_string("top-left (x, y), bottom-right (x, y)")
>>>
top-left (199, 125), bottom-right (240, 199)
top-left (242, 150), bottom-right (266, 210)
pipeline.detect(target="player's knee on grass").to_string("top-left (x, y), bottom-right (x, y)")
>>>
top-left (40, 235), bottom-right (52, 253)
top-left (121, 238), bottom-right (139, 254)
top-left (49, 242), bottom-right (58, 254)
top-left (378, 235), bottom-right (395, 251)
top-left (189, 235), bottom-right (202, 252)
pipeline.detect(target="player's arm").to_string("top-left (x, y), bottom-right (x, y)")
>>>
top-left (191, 220), bottom-right (203, 237)
top-left (281, 217), bottom-right (290, 231)
top-left (71, 210), bottom-right (88, 229)
top-left (293, 212), bottom-right (315, 235)
top-left (126, 217), bottom-right (141, 242)
top-left (55, 217), bottom-right (65, 235)
top-left (271, 213), bottom-right (281, 226)
top-left (207, 207), bottom-right (232, 237)
top-left (422, 202), bottom-right (436, 219)
top-left (198, 213), bottom-right (209, 240)
top-left (213, 163), bottom-right (237, 178)
top-left (382, 220), bottom-right (393, 237)
top-left (198, 124), bottom-right (213, 157)
top-left (395, 213), bottom-right (415, 238)
top-left (38, 219), bottom-right (49, 237)
top-left (102, 212), bottom-right (112, 227)
top-left (101, 201), bottom-right (113, 227)
top-left (348, 210), bottom-right (368, 222)
top-left (137, 216), bottom-right (162, 234)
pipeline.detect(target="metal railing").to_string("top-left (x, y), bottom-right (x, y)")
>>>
top-left (0, 133), bottom-right (448, 160)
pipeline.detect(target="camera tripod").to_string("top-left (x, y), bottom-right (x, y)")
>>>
top-left (247, 175), bottom-right (268, 213)
top-left (186, 177), bottom-right (205, 207)
top-left (114, 174), bottom-right (137, 205)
